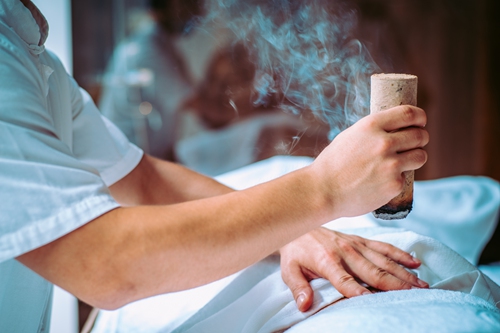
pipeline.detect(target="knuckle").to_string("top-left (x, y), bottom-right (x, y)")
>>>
top-left (337, 240), bottom-right (357, 255)
top-left (349, 235), bottom-right (365, 245)
top-left (373, 267), bottom-right (390, 286)
top-left (289, 284), bottom-right (307, 297)
top-left (396, 279), bottom-right (410, 290)
top-left (421, 129), bottom-right (430, 146)
top-left (337, 273), bottom-right (356, 287)
top-left (413, 128), bottom-right (429, 148)
top-left (420, 109), bottom-right (427, 126)
top-left (403, 271), bottom-right (419, 285)
top-left (383, 256), bottom-right (395, 268)
top-left (401, 106), bottom-right (416, 123)
top-left (387, 158), bottom-right (402, 173)
top-left (364, 115), bottom-right (379, 129)
top-left (377, 137), bottom-right (393, 154)
top-left (375, 267), bottom-right (389, 278)
top-left (412, 129), bottom-right (424, 145)
top-left (412, 149), bottom-right (428, 167)
top-left (316, 252), bottom-right (337, 270)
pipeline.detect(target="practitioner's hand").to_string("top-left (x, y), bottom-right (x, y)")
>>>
top-left (279, 228), bottom-right (429, 312)
top-left (311, 105), bottom-right (429, 219)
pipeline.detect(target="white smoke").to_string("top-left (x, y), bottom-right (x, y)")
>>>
top-left (201, 0), bottom-right (380, 139)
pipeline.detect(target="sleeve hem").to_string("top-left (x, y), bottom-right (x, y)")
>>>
top-left (0, 194), bottom-right (120, 263)
top-left (99, 143), bottom-right (144, 187)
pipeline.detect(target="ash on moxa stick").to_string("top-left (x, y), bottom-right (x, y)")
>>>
top-left (370, 73), bottom-right (418, 220)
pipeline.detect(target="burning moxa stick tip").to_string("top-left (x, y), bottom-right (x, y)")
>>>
top-left (373, 170), bottom-right (414, 220)
top-left (370, 73), bottom-right (418, 220)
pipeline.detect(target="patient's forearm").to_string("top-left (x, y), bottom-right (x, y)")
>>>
top-left (17, 165), bottom-right (330, 310)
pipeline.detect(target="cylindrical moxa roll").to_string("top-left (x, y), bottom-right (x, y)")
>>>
top-left (370, 73), bottom-right (418, 220)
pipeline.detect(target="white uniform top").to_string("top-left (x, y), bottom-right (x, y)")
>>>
top-left (0, 1), bottom-right (143, 331)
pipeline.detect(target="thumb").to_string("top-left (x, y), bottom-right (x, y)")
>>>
top-left (282, 266), bottom-right (314, 312)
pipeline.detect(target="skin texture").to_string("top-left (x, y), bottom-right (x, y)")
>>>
top-left (17, 105), bottom-right (429, 311)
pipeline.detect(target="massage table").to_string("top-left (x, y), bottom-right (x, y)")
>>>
top-left (92, 156), bottom-right (500, 332)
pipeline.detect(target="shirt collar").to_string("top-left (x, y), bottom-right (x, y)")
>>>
top-left (0, 0), bottom-right (49, 51)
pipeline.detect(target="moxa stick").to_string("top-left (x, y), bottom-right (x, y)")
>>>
top-left (370, 73), bottom-right (418, 220)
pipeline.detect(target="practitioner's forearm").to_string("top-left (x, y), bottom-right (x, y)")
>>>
top-left (120, 168), bottom-right (329, 292)
top-left (109, 154), bottom-right (234, 206)
top-left (18, 165), bottom-right (331, 310)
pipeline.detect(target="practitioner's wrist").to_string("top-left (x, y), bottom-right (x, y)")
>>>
top-left (296, 164), bottom-right (339, 223)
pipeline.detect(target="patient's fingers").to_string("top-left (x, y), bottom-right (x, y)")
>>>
top-left (341, 254), bottom-right (415, 293)
top-left (361, 247), bottom-right (428, 290)
top-left (279, 228), bottom-right (429, 311)
top-left (364, 239), bottom-right (421, 269)
top-left (281, 264), bottom-right (314, 312)
top-left (318, 236), bottom-right (427, 297)
top-left (322, 263), bottom-right (372, 299)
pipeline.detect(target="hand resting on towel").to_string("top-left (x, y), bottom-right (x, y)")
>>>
top-left (280, 227), bottom-right (428, 311)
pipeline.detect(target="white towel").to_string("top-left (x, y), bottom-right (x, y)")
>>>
top-left (172, 227), bottom-right (500, 333)
top-left (287, 289), bottom-right (500, 333)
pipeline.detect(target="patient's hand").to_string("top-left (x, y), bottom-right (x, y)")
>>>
top-left (279, 228), bottom-right (429, 312)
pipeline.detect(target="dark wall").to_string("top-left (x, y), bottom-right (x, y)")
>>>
top-left (354, 0), bottom-right (499, 181)
top-left (72, 0), bottom-right (147, 101)
top-left (72, 0), bottom-right (114, 100)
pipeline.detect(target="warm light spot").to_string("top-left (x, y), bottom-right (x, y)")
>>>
top-left (139, 101), bottom-right (153, 115)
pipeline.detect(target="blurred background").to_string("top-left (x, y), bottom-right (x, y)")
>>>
top-left (69, 0), bottom-right (500, 182)
top-left (33, 0), bottom-right (499, 331)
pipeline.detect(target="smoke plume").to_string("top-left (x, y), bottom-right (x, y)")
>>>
top-left (201, 0), bottom-right (380, 139)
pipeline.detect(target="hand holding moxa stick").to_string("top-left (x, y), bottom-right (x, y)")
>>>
top-left (370, 73), bottom-right (418, 220)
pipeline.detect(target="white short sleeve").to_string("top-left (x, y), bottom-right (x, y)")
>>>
top-left (0, 30), bottom-right (143, 262)
top-left (73, 88), bottom-right (144, 186)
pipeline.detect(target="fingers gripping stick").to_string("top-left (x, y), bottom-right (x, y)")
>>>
top-left (370, 74), bottom-right (418, 220)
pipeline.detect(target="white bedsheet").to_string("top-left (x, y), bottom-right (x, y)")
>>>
top-left (92, 156), bottom-right (500, 332)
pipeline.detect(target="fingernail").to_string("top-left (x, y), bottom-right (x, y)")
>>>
top-left (297, 293), bottom-right (306, 308)
top-left (409, 251), bottom-right (419, 263)
top-left (362, 291), bottom-right (372, 296)
top-left (417, 279), bottom-right (429, 288)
